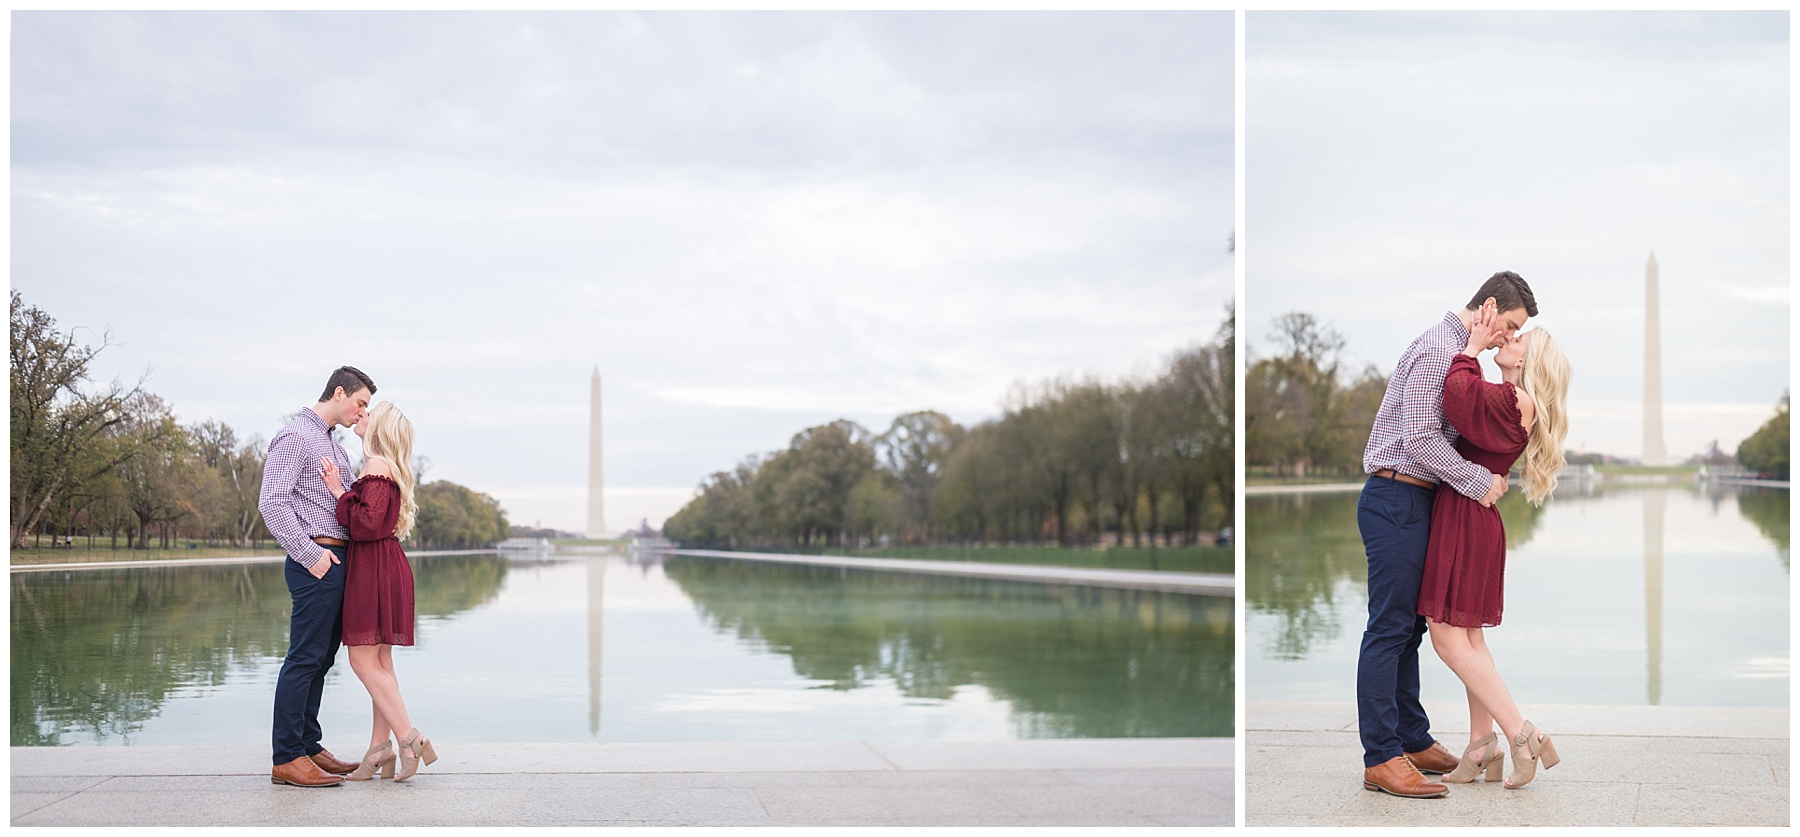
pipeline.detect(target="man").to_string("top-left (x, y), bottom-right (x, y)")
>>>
top-left (259, 366), bottom-right (376, 788)
top-left (1356, 271), bottom-right (1536, 798)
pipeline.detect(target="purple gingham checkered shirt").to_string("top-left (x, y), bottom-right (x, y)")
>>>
top-left (1362, 311), bottom-right (1494, 502)
top-left (257, 408), bottom-right (352, 570)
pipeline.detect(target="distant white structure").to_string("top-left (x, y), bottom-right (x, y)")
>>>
top-left (587, 367), bottom-right (608, 538)
top-left (1643, 252), bottom-right (1668, 466)
top-left (497, 537), bottom-right (555, 563)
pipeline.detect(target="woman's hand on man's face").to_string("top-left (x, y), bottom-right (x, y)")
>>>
top-left (1467, 304), bottom-right (1502, 355)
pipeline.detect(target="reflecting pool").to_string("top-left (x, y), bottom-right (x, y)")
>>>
top-left (1246, 482), bottom-right (1788, 707)
top-left (13, 552), bottom-right (1233, 746)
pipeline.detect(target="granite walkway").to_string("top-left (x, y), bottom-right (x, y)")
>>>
top-left (12, 738), bottom-right (1233, 827)
top-left (673, 549), bottom-right (1235, 595)
top-left (1247, 701), bottom-right (1789, 827)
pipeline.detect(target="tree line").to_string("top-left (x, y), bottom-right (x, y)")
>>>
top-left (1245, 312), bottom-right (1387, 479)
top-left (1250, 311), bottom-right (1791, 480)
top-left (665, 305), bottom-right (1234, 551)
top-left (9, 291), bottom-right (510, 551)
top-left (1736, 392), bottom-right (1789, 480)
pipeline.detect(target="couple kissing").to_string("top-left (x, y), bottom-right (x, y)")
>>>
top-left (1357, 271), bottom-right (1573, 798)
top-left (258, 366), bottom-right (439, 787)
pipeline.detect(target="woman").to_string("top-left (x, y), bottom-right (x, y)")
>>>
top-left (1416, 304), bottom-right (1570, 789)
top-left (318, 401), bottom-right (438, 782)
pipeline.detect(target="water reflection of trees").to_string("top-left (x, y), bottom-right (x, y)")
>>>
top-left (1496, 491), bottom-right (1547, 550)
top-left (11, 554), bottom-right (508, 746)
top-left (1247, 489), bottom-right (1549, 660)
top-left (413, 554), bottom-right (510, 620)
top-left (12, 565), bottom-right (289, 745)
top-left (1735, 488), bottom-right (1790, 570)
top-left (1245, 493), bottom-right (1364, 659)
top-left (1250, 484), bottom-right (1789, 666)
top-left (660, 557), bottom-right (1233, 737)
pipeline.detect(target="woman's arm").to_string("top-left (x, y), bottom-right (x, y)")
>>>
top-left (1400, 346), bottom-right (1497, 503)
top-left (1443, 356), bottom-right (1524, 454)
top-left (335, 473), bottom-right (395, 539)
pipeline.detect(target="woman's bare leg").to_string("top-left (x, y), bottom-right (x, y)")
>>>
top-left (1440, 624), bottom-right (1496, 760)
top-left (1464, 686), bottom-right (1497, 760)
top-left (367, 699), bottom-right (391, 753)
top-left (348, 644), bottom-right (412, 753)
top-left (1462, 626), bottom-right (1543, 774)
top-left (1427, 620), bottom-right (1524, 760)
top-left (376, 644), bottom-right (423, 761)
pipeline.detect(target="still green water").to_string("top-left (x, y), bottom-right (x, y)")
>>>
top-left (1247, 481), bottom-right (1789, 706)
top-left (12, 553), bottom-right (1233, 746)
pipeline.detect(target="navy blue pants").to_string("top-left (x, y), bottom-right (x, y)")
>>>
top-left (272, 545), bottom-right (346, 765)
top-left (1355, 475), bottom-right (1438, 767)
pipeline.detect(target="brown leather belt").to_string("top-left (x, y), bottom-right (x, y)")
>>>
top-left (1373, 469), bottom-right (1437, 490)
top-left (311, 536), bottom-right (347, 547)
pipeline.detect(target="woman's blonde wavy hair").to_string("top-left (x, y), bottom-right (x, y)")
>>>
top-left (362, 401), bottom-right (419, 541)
top-left (1518, 328), bottom-right (1571, 506)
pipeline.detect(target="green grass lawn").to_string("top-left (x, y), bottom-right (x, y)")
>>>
top-left (819, 544), bottom-right (1235, 574)
top-left (11, 544), bottom-right (285, 566)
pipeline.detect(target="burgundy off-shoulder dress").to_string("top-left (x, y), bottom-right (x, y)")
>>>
top-left (1416, 354), bottom-right (1529, 629)
top-left (336, 474), bottom-right (416, 647)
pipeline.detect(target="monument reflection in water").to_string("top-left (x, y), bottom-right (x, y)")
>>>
top-left (12, 551), bottom-right (1232, 746)
top-left (1246, 481), bottom-right (1789, 707)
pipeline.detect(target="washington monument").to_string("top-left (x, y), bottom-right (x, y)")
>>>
top-left (588, 366), bottom-right (607, 538)
top-left (1643, 251), bottom-right (1668, 466)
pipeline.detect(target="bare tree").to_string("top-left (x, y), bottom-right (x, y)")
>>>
top-left (10, 291), bottom-right (157, 548)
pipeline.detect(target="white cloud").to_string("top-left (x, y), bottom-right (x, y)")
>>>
top-left (1247, 11), bottom-right (1788, 456)
top-left (1725, 285), bottom-right (1791, 304)
top-left (12, 12), bottom-right (1234, 532)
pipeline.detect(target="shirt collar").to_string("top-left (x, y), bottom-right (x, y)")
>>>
top-left (302, 407), bottom-right (332, 435)
top-left (1443, 310), bottom-right (1470, 343)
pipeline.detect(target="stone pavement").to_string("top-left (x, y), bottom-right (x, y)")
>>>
top-left (674, 549), bottom-right (1235, 596)
top-left (12, 738), bottom-right (1233, 827)
top-left (1247, 701), bottom-right (1789, 827)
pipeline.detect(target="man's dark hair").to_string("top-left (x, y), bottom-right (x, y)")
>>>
top-left (319, 366), bottom-right (376, 402)
top-left (1466, 271), bottom-right (1538, 317)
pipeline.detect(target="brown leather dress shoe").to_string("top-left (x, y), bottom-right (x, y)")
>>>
top-left (309, 748), bottom-right (357, 775)
top-left (1405, 741), bottom-right (1459, 774)
top-left (272, 755), bottom-right (344, 787)
top-left (1363, 755), bottom-right (1449, 798)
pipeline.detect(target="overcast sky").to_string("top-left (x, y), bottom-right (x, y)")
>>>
top-left (1247, 11), bottom-right (1788, 460)
top-left (13, 11), bottom-right (1234, 532)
